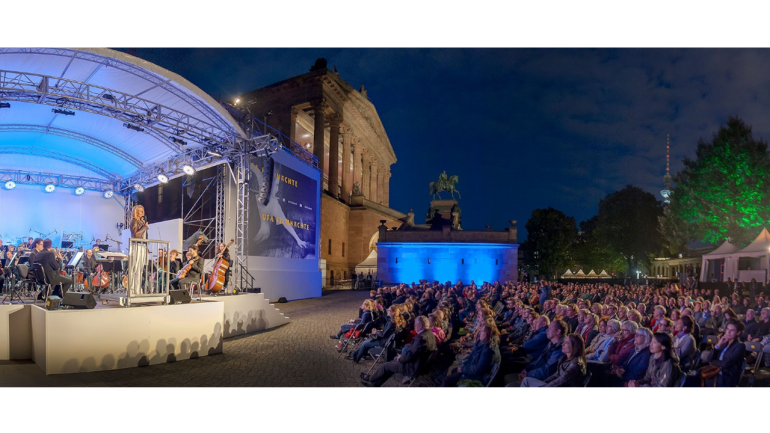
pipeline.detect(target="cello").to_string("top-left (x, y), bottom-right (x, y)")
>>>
top-left (91, 263), bottom-right (110, 289)
top-left (207, 238), bottom-right (235, 294)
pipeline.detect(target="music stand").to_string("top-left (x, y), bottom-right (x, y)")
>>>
top-left (68, 252), bottom-right (83, 268)
top-left (61, 241), bottom-right (74, 249)
top-left (95, 244), bottom-right (109, 252)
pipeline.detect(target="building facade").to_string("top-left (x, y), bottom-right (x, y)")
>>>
top-left (243, 66), bottom-right (405, 285)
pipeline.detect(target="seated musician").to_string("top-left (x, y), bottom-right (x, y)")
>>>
top-left (1, 250), bottom-right (20, 287)
top-left (24, 237), bottom-right (35, 251)
top-left (215, 242), bottom-right (231, 289)
top-left (170, 245), bottom-right (204, 291)
top-left (28, 238), bottom-right (44, 265)
top-left (168, 250), bottom-right (182, 275)
top-left (78, 249), bottom-right (99, 279)
top-left (34, 239), bottom-right (73, 298)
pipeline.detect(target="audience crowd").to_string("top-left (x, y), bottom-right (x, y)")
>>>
top-left (330, 278), bottom-right (770, 387)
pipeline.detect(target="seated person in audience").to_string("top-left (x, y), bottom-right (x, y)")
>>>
top-left (747, 307), bottom-right (770, 342)
top-left (740, 309), bottom-right (758, 342)
top-left (586, 318), bottom-right (611, 358)
top-left (564, 305), bottom-right (580, 333)
top-left (673, 315), bottom-right (697, 369)
top-left (703, 319), bottom-right (746, 387)
top-left (704, 304), bottom-right (723, 335)
top-left (361, 316), bottom-right (437, 387)
top-left (617, 306), bottom-right (629, 322)
top-left (429, 313), bottom-right (446, 345)
top-left (608, 320), bottom-right (638, 369)
top-left (520, 333), bottom-right (587, 387)
top-left (348, 304), bottom-right (404, 363)
top-left (628, 332), bottom-right (680, 387)
top-left (681, 308), bottom-right (701, 343)
top-left (626, 309), bottom-right (642, 326)
top-left (504, 316), bottom-right (550, 363)
top-left (442, 318), bottom-right (501, 386)
top-left (331, 299), bottom-right (374, 339)
top-left (579, 313), bottom-right (599, 346)
top-left (670, 309), bottom-right (681, 323)
top-left (503, 319), bottom-right (567, 386)
top-left (650, 306), bottom-right (667, 332)
top-left (612, 327), bottom-right (652, 386)
top-left (657, 318), bottom-right (673, 334)
top-left (720, 308), bottom-right (738, 334)
top-left (573, 309), bottom-right (589, 336)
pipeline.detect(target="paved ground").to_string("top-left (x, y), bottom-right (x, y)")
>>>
top-left (0, 290), bottom-right (414, 387)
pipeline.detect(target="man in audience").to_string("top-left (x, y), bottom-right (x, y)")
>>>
top-left (361, 316), bottom-right (437, 387)
top-left (503, 319), bottom-right (566, 386)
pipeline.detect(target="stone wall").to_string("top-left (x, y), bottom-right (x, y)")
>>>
top-left (320, 194), bottom-right (350, 282)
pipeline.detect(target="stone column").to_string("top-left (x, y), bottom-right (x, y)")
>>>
top-left (370, 158), bottom-right (379, 203)
top-left (383, 168), bottom-right (391, 207)
top-left (328, 114), bottom-right (341, 198)
top-left (352, 137), bottom-right (362, 196)
top-left (341, 125), bottom-right (352, 203)
top-left (311, 99), bottom-right (328, 184)
top-left (362, 148), bottom-right (371, 199)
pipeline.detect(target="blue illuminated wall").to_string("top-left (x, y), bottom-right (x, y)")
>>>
top-left (377, 242), bottom-right (518, 285)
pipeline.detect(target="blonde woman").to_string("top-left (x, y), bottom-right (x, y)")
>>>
top-left (332, 299), bottom-right (374, 339)
top-left (128, 205), bottom-right (149, 296)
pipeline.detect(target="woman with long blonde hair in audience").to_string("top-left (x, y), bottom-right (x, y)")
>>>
top-left (442, 318), bottom-right (501, 386)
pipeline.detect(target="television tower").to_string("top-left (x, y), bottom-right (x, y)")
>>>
top-left (660, 134), bottom-right (672, 204)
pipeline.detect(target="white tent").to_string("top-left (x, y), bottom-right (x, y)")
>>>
top-left (354, 249), bottom-right (378, 277)
top-left (700, 240), bottom-right (740, 282)
top-left (561, 269), bottom-right (574, 279)
top-left (598, 270), bottom-right (611, 278)
top-left (586, 270), bottom-right (599, 278)
top-left (574, 269), bottom-right (586, 278)
top-left (729, 228), bottom-right (770, 283)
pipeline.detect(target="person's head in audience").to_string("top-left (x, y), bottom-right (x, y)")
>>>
top-left (637, 303), bottom-right (647, 316)
top-left (722, 319), bottom-right (744, 346)
top-left (414, 315), bottom-right (429, 333)
top-left (607, 305), bottom-right (618, 317)
top-left (634, 327), bottom-right (653, 351)
top-left (618, 306), bottom-right (628, 321)
top-left (563, 333), bottom-right (586, 363)
top-left (650, 332), bottom-right (674, 363)
top-left (627, 309), bottom-right (642, 324)
top-left (713, 304), bottom-right (723, 317)
top-left (671, 309), bottom-right (681, 322)
top-left (676, 315), bottom-right (694, 336)
top-left (597, 318), bottom-right (608, 336)
top-left (745, 309), bottom-right (756, 322)
top-left (682, 308), bottom-right (693, 319)
top-left (724, 308), bottom-right (736, 322)
top-left (653, 305), bottom-right (666, 320)
top-left (658, 317), bottom-right (673, 334)
top-left (547, 319), bottom-right (567, 344)
top-left (601, 305), bottom-right (609, 316)
top-left (578, 308), bottom-right (589, 324)
top-left (479, 318), bottom-right (500, 346)
top-left (591, 303), bottom-right (602, 315)
top-left (620, 320), bottom-right (639, 341)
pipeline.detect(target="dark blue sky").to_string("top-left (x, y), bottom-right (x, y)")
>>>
top-left (119, 48), bottom-right (770, 239)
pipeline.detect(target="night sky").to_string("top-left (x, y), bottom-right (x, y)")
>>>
top-left (117, 48), bottom-right (770, 238)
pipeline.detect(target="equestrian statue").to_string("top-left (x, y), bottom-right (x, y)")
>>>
top-left (429, 171), bottom-right (461, 200)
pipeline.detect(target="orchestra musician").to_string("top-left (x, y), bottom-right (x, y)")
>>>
top-left (25, 237), bottom-right (34, 250)
top-left (168, 250), bottom-right (182, 275)
top-left (0, 250), bottom-right (20, 288)
top-left (128, 205), bottom-right (150, 295)
top-left (170, 244), bottom-right (204, 291)
top-left (215, 242), bottom-right (232, 289)
top-left (28, 238), bottom-right (44, 264)
top-left (34, 238), bottom-right (72, 298)
top-left (0, 239), bottom-right (3, 253)
top-left (78, 249), bottom-right (99, 279)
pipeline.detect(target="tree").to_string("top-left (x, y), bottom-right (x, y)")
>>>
top-left (666, 116), bottom-right (770, 246)
top-left (573, 215), bottom-right (627, 275)
top-left (597, 185), bottom-right (664, 274)
top-left (523, 207), bottom-right (578, 279)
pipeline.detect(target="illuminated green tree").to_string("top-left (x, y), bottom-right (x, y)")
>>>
top-left (668, 116), bottom-right (770, 246)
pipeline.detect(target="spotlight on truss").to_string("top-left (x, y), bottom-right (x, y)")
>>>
top-left (44, 184), bottom-right (56, 193)
top-left (4, 180), bottom-right (15, 190)
top-left (170, 136), bottom-right (187, 146)
top-left (75, 187), bottom-right (85, 196)
top-left (182, 164), bottom-right (196, 176)
top-left (158, 174), bottom-right (169, 184)
top-left (52, 108), bottom-right (75, 116)
top-left (123, 123), bottom-right (145, 132)
top-left (103, 190), bottom-right (114, 199)
top-left (0, 102), bottom-right (10, 109)
top-left (134, 184), bottom-right (145, 192)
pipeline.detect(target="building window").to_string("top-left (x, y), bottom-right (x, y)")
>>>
top-left (428, 258), bottom-right (431, 264)
top-left (158, 185), bottom-right (163, 204)
top-left (462, 259), bottom-right (464, 265)
top-left (495, 259), bottom-right (499, 265)
top-left (328, 239), bottom-right (332, 255)
top-left (342, 242), bottom-right (345, 257)
top-left (395, 258), bottom-right (398, 264)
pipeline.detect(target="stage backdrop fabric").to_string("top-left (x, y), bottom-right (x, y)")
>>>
top-left (248, 155), bottom-right (317, 260)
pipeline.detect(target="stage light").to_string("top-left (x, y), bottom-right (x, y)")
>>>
top-left (182, 164), bottom-right (196, 175)
top-left (123, 123), bottom-right (145, 132)
top-left (207, 150), bottom-right (222, 157)
top-left (157, 174), bottom-right (169, 184)
top-left (44, 184), bottom-right (56, 193)
top-left (103, 190), bottom-right (114, 199)
top-left (234, 98), bottom-right (241, 105)
top-left (134, 184), bottom-right (145, 192)
top-left (52, 108), bottom-right (75, 116)
top-left (170, 136), bottom-right (187, 146)
top-left (4, 180), bottom-right (15, 190)
top-left (0, 103), bottom-right (10, 109)
top-left (103, 93), bottom-right (115, 101)
top-left (75, 187), bottom-right (85, 195)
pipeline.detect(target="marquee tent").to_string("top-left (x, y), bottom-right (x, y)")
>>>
top-left (699, 239), bottom-right (741, 282)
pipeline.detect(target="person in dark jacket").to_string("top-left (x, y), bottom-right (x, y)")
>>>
top-left (521, 333), bottom-right (587, 387)
top-left (503, 316), bottom-right (550, 364)
top-left (331, 299), bottom-right (374, 339)
top-left (442, 318), bottom-right (501, 386)
top-left (629, 332), bottom-right (680, 387)
top-left (361, 316), bottom-right (437, 386)
top-left (504, 319), bottom-right (567, 386)
top-left (34, 239), bottom-right (72, 297)
top-left (616, 328), bottom-right (652, 385)
top-left (707, 319), bottom-right (746, 387)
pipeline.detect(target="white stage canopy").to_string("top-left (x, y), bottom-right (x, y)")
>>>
top-left (700, 239), bottom-right (740, 282)
top-left (0, 48), bottom-right (246, 189)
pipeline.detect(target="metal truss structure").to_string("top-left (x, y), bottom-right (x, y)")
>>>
top-left (0, 169), bottom-right (115, 192)
top-left (214, 164), bottom-right (225, 249)
top-left (0, 69), bottom-right (241, 151)
top-left (234, 149), bottom-right (250, 292)
top-left (181, 168), bottom-right (220, 258)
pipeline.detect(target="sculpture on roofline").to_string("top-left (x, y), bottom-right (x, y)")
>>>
top-left (429, 171), bottom-right (461, 200)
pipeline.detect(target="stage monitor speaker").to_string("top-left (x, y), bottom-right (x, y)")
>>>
top-left (276, 297), bottom-right (287, 303)
top-left (62, 291), bottom-right (96, 309)
top-left (46, 295), bottom-right (61, 310)
top-left (169, 289), bottom-right (191, 304)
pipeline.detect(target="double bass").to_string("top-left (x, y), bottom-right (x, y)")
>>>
top-left (91, 264), bottom-right (110, 289)
top-left (207, 239), bottom-right (235, 294)
top-left (176, 236), bottom-right (204, 279)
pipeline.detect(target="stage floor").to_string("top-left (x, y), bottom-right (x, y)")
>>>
top-left (0, 290), bottom-right (376, 386)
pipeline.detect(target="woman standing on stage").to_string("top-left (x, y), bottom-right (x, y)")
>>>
top-left (129, 205), bottom-right (150, 296)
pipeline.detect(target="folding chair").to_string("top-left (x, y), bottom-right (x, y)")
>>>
top-left (700, 335), bottom-right (719, 351)
top-left (493, 302), bottom-right (504, 315)
top-left (751, 345), bottom-right (770, 384)
top-left (743, 341), bottom-right (763, 386)
top-left (341, 321), bottom-right (375, 355)
top-left (0, 267), bottom-right (23, 304)
top-left (406, 349), bottom-right (438, 387)
top-left (582, 371), bottom-right (593, 387)
top-left (29, 263), bottom-right (52, 305)
top-left (738, 359), bottom-right (748, 387)
top-left (677, 373), bottom-right (687, 387)
top-left (682, 349), bottom-right (701, 372)
top-left (366, 334), bottom-right (395, 375)
top-left (486, 361), bottom-right (502, 387)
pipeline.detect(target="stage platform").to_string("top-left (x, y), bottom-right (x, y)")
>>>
top-left (0, 293), bottom-right (290, 375)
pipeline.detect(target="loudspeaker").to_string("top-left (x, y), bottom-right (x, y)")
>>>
top-left (169, 289), bottom-right (191, 304)
top-left (62, 291), bottom-right (96, 309)
top-left (45, 295), bottom-right (61, 310)
top-left (276, 297), bottom-right (287, 303)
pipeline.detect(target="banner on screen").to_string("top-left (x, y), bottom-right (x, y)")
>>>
top-left (248, 156), bottom-right (317, 259)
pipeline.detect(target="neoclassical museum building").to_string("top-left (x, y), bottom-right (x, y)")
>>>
top-left (243, 64), bottom-right (405, 285)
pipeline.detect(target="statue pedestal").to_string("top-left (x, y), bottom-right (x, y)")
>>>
top-left (429, 199), bottom-right (458, 220)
